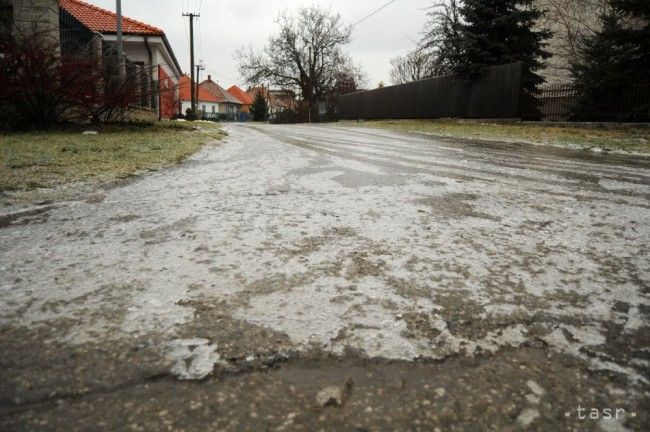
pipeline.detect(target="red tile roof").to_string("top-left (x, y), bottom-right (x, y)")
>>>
top-left (59, 0), bottom-right (164, 35)
top-left (226, 85), bottom-right (254, 105)
top-left (178, 76), bottom-right (220, 103)
top-left (201, 78), bottom-right (242, 104)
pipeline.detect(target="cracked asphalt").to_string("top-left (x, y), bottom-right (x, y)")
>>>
top-left (1, 123), bottom-right (649, 431)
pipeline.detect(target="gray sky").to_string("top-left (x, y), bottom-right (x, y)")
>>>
top-left (90, 0), bottom-right (430, 89)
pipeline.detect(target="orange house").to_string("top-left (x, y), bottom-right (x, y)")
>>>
top-left (178, 75), bottom-right (220, 117)
top-left (226, 85), bottom-right (254, 113)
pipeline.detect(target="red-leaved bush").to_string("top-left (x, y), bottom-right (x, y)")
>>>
top-left (0, 32), bottom-right (147, 128)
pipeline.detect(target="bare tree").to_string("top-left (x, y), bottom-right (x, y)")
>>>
top-left (237, 6), bottom-right (362, 112)
top-left (389, 49), bottom-right (430, 84)
top-left (387, 1), bottom-right (462, 84)
top-left (535, 0), bottom-right (608, 82)
top-left (418, 0), bottom-right (464, 76)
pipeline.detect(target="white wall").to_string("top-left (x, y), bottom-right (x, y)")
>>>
top-left (223, 104), bottom-right (241, 114)
top-left (104, 35), bottom-right (180, 84)
top-left (181, 100), bottom-right (219, 116)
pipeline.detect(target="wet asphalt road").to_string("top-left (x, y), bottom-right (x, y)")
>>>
top-left (1, 123), bottom-right (649, 431)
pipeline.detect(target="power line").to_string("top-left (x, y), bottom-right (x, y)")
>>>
top-left (181, 0), bottom-right (200, 15)
top-left (197, 12), bottom-right (204, 59)
top-left (188, 0), bottom-right (398, 87)
top-left (181, 0), bottom-right (239, 87)
top-left (181, 2), bottom-right (189, 54)
top-left (351, 0), bottom-right (398, 28)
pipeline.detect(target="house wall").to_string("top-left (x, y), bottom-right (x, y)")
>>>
top-left (180, 100), bottom-right (219, 116)
top-left (219, 103), bottom-right (241, 114)
top-left (122, 40), bottom-right (150, 64)
top-left (59, 8), bottom-right (95, 55)
top-left (180, 100), bottom-right (192, 115)
top-left (180, 101), bottom-right (242, 116)
top-left (179, 100), bottom-right (242, 118)
top-left (103, 35), bottom-right (180, 84)
top-left (102, 35), bottom-right (180, 119)
top-left (151, 42), bottom-right (180, 85)
top-left (534, 0), bottom-right (606, 84)
top-left (9, 0), bottom-right (59, 43)
top-left (158, 66), bottom-right (178, 119)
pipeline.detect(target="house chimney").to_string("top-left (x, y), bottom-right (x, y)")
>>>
top-left (207, 74), bottom-right (212, 81)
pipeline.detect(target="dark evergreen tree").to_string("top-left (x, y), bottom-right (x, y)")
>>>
top-left (418, 0), bottom-right (464, 77)
top-left (571, 0), bottom-right (649, 121)
top-left (616, 0), bottom-right (650, 82)
top-left (250, 91), bottom-right (268, 122)
top-left (455, 0), bottom-right (551, 92)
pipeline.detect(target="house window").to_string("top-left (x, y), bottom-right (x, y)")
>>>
top-left (202, 104), bottom-right (206, 112)
top-left (211, 105), bottom-right (215, 113)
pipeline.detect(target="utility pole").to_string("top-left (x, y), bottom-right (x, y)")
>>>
top-left (195, 60), bottom-right (205, 109)
top-left (308, 46), bottom-right (312, 123)
top-left (182, 12), bottom-right (200, 113)
top-left (116, 0), bottom-right (123, 69)
top-left (116, 0), bottom-right (125, 120)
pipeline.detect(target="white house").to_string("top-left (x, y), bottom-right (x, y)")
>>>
top-left (178, 75), bottom-right (220, 117)
top-left (58, 0), bottom-right (182, 118)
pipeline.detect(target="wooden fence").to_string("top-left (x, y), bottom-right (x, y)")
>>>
top-left (339, 63), bottom-right (522, 120)
top-left (521, 83), bottom-right (650, 122)
top-left (340, 63), bottom-right (650, 122)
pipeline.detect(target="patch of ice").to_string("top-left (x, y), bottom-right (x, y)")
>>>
top-left (166, 338), bottom-right (222, 380)
top-left (517, 408), bottom-right (540, 427)
top-left (599, 179), bottom-right (649, 193)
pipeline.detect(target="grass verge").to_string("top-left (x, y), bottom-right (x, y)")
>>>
top-left (0, 121), bottom-right (226, 192)
top-left (339, 119), bottom-right (650, 154)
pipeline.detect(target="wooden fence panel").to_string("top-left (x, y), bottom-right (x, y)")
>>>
top-left (340, 63), bottom-right (523, 120)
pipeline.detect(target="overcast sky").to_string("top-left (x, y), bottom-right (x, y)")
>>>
top-left (90, 0), bottom-right (430, 89)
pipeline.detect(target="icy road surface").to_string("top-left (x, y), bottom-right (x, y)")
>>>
top-left (1, 124), bottom-right (649, 430)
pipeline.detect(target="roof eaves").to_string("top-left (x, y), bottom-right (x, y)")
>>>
top-left (59, 0), bottom-right (165, 35)
top-left (161, 34), bottom-right (182, 77)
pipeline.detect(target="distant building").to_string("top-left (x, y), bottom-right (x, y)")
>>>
top-left (226, 85), bottom-right (254, 113)
top-left (269, 89), bottom-right (298, 110)
top-left (247, 87), bottom-right (287, 118)
top-left (201, 75), bottom-right (242, 117)
top-left (178, 75), bottom-right (220, 118)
